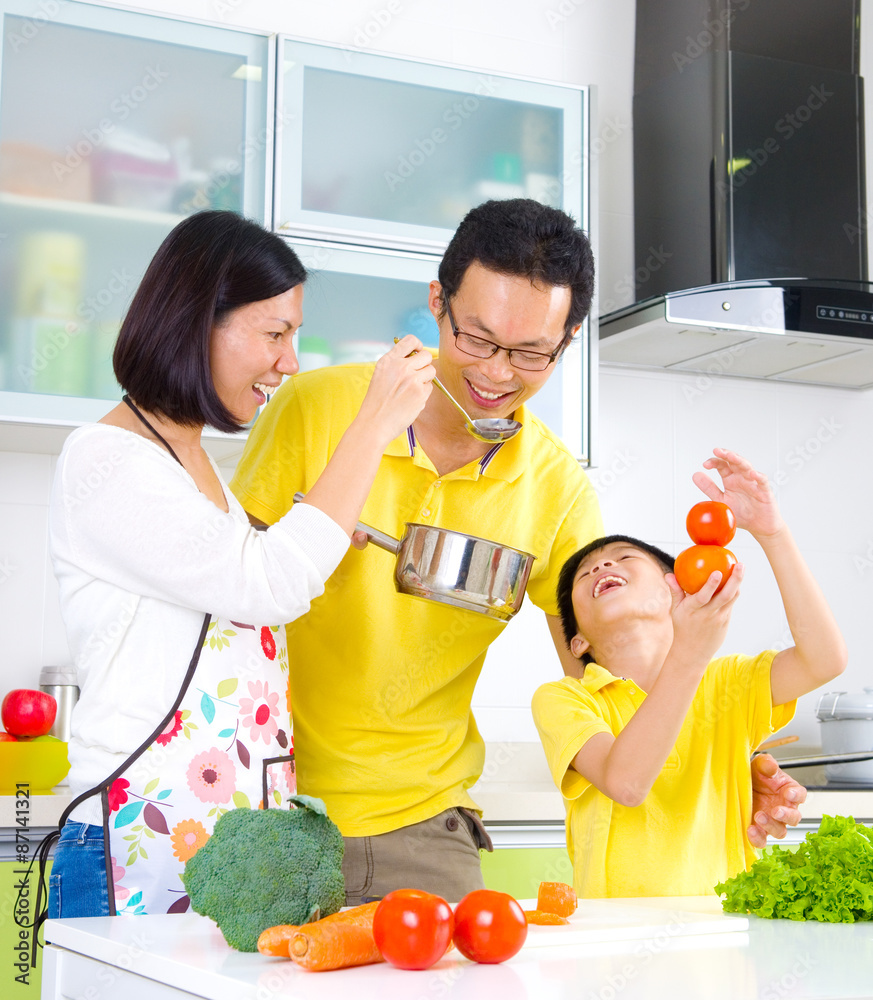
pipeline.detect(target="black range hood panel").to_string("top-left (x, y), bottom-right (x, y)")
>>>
top-left (599, 280), bottom-right (873, 389)
top-left (605, 1), bottom-right (870, 389)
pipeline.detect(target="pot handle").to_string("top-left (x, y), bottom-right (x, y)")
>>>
top-left (293, 492), bottom-right (401, 555)
top-left (815, 691), bottom-right (845, 720)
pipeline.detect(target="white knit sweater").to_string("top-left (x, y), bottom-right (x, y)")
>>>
top-left (49, 424), bottom-right (348, 824)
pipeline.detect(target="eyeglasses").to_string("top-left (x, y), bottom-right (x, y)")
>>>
top-left (444, 298), bottom-right (564, 372)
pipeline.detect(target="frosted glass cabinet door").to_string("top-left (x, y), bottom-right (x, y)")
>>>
top-left (0, 0), bottom-right (270, 419)
top-left (285, 239), bottom-right (589, 461)
top-left (276, 41), bottom-right (588, 252)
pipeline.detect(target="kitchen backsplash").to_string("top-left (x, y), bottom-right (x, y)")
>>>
top-left (483, 364), bottom-right (873, 748)
top-left (4, 362), bottom-right (872, 749)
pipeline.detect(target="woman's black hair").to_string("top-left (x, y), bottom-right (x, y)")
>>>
top-left (436, 198), bottom-right (595, 340)
top-left (556, 535), bottom-right (676, 664)
top-left (113, 210), bottom-right (306, 433)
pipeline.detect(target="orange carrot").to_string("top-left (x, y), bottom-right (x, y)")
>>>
top-left (258, 924), bottom-right (299, 957)
top-left (524, 909), bottom-right (569, 925)
top-left (537, 881), bottom-right (578, 917)
top-left (289, 922), bottom-right (384, 972)
top-left (257, 902), bottom-right (379, 957)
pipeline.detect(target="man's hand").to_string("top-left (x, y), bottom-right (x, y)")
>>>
top-left (748, 753), bottom-right (807, 848)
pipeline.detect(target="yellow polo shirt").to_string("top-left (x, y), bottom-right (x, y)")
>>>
top-left (532, 651), bottom-right (796, 897)
top-left (230, 362), bottom-right (603, 836)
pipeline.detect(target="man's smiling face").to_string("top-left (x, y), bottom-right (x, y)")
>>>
top-left (429, 262), bottom-right (574, 424)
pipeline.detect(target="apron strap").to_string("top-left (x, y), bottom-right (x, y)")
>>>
top-left (28, 610), bottom-right (212, 960)
top-left (122, 395), bottom-right (184, 466)
top-left (32, 397), bottom-right (215, 951)
top-left (261, 755), bottom-right (295, 810)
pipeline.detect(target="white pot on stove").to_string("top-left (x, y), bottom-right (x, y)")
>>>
top-left (816, 689), bottom-right (873, 784)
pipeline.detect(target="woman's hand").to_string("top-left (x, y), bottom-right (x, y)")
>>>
top-left (693, 448), bottom-right (785, 539)
top-left (294, 338), bottom-right (433, 539)
top-left (355, 335), bottom-right (435, 446)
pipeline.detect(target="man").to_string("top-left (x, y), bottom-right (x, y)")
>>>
top-left (231, 199), bottom-right (804, 902)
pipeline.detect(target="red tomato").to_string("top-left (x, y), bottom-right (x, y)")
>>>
top-left (674, 545), bottom-right (736, 595)
top-left (373, 889), bottom-right (454, 970)
top-left (452, 889), bottom-right (527, 964)
top-left (686, 501), bottom-right (736, 546)
top-left (1, 689), bottom-right (57, 738)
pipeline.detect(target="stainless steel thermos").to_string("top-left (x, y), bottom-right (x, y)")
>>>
top-left (39, 665), bottom-right (79, 742)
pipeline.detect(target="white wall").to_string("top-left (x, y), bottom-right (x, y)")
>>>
top-left (2, 0), bottom-right (871, 753)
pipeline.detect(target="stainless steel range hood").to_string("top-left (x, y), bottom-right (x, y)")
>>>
top-left (604, 1), bottom-right (870, 389)
top-left (599, 279), bottom-right (873, 389)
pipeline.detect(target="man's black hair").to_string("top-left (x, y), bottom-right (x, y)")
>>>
top-left (437, 198), bottom-right (595, 339)
top-left (556, 535), bottom-right (676, 662)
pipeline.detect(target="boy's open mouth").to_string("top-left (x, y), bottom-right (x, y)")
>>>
top-left (592, 575), bottom-right (627, 598)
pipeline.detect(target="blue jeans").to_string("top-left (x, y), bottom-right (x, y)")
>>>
top-left (48, 821), bottom-right (111, 918)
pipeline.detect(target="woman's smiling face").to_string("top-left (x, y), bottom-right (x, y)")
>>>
top-left (209, 285), bottom-right (304, 424)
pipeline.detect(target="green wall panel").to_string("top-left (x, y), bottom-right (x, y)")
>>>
top-left (481, 846), bottom-right (573, 900)
top-left (1, 859), bottom-right (49, 998)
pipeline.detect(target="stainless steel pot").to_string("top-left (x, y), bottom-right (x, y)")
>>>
top-left (292, 493), bottom-right (535, 621)
top-left (813, 689), bottom-right (873, 783)
top-left (361, 520), bottom-right (536, 621)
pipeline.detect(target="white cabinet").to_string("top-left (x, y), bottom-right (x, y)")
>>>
top-left (277, 42), bottom-right (592, 460)
top-left (275, 39), bottom-right (588, 254)
top-left (0, 0), bottom-right (271, 431)
top-left (0, 3), bottom-right (594, 461)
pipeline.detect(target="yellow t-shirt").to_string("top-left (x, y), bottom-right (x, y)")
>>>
top-left (230, 363), bottom-right (603, 836)
top-left (531, 651), bottom-right (796, 897)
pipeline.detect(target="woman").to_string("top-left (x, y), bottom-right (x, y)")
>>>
top-left (44, 211), bottom-right (434, 919)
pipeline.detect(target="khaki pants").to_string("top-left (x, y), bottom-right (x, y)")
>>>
top-left (342, 807), bottom-right (493, 905)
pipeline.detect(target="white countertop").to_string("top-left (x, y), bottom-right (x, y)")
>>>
top-left (0, 788), bottom-right (72, 830)
top-left (42, 896), bottom-right (873, 1000)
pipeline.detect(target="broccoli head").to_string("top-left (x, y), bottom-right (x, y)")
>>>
top-left (181, 795), bottom-right (345, 951)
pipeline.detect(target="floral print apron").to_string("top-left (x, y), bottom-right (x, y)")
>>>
top-left (37, 398), bottom-right (298, 919)
top-left (38, 612), bottom-right (295, 918)
top-left (103, 614), bottom-right (295, 914)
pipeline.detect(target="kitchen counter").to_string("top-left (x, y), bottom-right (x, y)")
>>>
top-left (468, 743), bottom-right (873, 825)
top-left (41, 896), bottom-right (873, 1000)
top-left (2, 746), bottom-right (873, 847)
top-left (0, 790), bottom-right (71, 830)
top-left (0, 789), bottom-right (72, 862)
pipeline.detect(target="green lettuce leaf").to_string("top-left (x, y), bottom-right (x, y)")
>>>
top-left (715, 815), bottom-right (873, 921)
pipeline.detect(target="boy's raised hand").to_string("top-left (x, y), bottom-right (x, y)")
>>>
top-left (693, 448), bottom-right (785, 539)
top-left (666, 560), bottom-right (744, 668)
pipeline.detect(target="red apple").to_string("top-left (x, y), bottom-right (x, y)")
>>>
top-left (0, 732), bottom-right (17, 742)
top-left (1, 689), bottom-right (57, 738)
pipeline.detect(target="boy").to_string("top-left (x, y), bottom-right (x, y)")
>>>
top-left (531, 448), bottom-right (847, 898)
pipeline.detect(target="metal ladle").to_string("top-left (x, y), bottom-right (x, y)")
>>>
top-left (431, 376), bottom-right (521, 443)
top-left (394, 338), bottom-right (521, 443)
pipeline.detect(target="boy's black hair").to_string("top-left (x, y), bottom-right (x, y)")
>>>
top-left (556, 535), bottom-right (676, 661)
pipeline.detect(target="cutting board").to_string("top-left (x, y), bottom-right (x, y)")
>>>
top-left (520, 896), bottom-right (748, 948)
